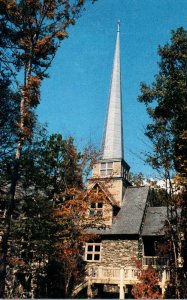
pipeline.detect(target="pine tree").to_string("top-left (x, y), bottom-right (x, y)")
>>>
top-left (0, 1), bottom-right (95, 296)
top-left (4, 131), bottom-right (99, 297)
top-left (138, 27), bottom-right (187, 298)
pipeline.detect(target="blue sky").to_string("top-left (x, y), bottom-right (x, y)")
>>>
top-left (37, 0), bottom-right (187, 178)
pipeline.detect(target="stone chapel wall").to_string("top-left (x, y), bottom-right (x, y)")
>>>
top-left (85, 239), bottom-right (139, 268)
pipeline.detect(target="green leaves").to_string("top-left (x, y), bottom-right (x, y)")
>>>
top-left (138, 27), bottom-right (187, 179)
top-left (139, 27), bottom-right (187, 299)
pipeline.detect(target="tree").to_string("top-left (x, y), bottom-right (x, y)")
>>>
top-left (1, 127), bottom-right (52, 297)
top-left (6, 193), bottom-right (54, 298)
top-left (0, 75), bottom-right (19, 189)
top-left (139, 27), bottom-right (187, 182)
top-left (46, 184), bottom-right (108, 298)
top-left (129, 172), bottom-right (145, 187)
top-left (138, 27), bottom-right (187, 298)
top-left (20, 133), bottom-right (83, 201)
top-left (150, 188), bottom-right (168, 207)
top-left (0, 0), bottom-right (95, 296)
top-left (41, 134), bottom-right (83, 196)
top-left (6, 132), bottom-right (83, 297)
top-left (132, 259), bottom-right (162, 299)
top-left (2, 130), bottom-right (100, 298)
top-left (46, 191), bottom-right (89, 298)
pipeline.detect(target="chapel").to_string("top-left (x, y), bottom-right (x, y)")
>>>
top-left (73, 22), bottom-right (169, 299)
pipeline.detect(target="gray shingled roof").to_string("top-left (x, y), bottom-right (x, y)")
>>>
top-left (110, 186), bottom-right (149, 234)
top-left (87, 186), bottom-right (149, 236)
top-left (142, 207), bottom-right (167, 236)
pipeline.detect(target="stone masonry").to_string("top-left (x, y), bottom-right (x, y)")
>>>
top-left (86, 239), bottom-right (139, 269)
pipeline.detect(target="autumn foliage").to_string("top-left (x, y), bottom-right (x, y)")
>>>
top-left (0, 1), bottom-right (95, 296)
top-left (0, 0), bottom-right (95, 141)
top-left (132, 258), bottom-right (162, 299)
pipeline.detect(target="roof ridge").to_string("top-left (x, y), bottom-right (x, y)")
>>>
top-left (126, 185), bottom-right (149, 189)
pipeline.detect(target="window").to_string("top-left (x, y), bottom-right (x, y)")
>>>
top-left (143, 237), bottom-right (157, 256)
top-left (122, 167), bottom-right (129, 180)
top-left (85, 243), bottom-right (101, 261)
top-left (89, 202), bottom-right (103, 216)
top-left (100, 162), bottom-right (113, 176)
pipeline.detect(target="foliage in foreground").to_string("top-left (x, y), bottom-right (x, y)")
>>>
top-left (0, 0), bottom-right (95, 297)
top-left (132, 259), bottom-right (162, 299)
top-left (2, 131), bottom-right (101, 298)
top-left (138, 27), bottom-right (187, 298)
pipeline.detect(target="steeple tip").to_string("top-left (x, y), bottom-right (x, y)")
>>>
top-left (117, 20), bottom-right (120, 32)
top-left (102, 19), bottom-right (123, 160)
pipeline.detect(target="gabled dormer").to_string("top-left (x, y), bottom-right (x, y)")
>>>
top-left (87, 182), bottom-right (119, 226)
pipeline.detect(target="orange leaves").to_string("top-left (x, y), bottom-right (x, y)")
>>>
top-left (18, 35), bottom-right (32, 49)
top-left (56, 30), bottom-right (68, 40)
top-left (131, 256), bottom-right (142, 269)
top-left (51, 186), bottom-right (101, 254)
top-left (52, 239), bottom-right (85, 296)
top-left (4, 1), bottom-right (15, 11)
top-left (22, 76), bottom-right (41, 107)
top-left (132, 258), bottom-right (162, 299)
top-left (52, 188), bottom-right (88, 222)
top-left (46, 1), bottom-right (56, 19)
top-left (0, 0), bottom-right (15, 11)
top-left (54, 242), bottom-right (80, 261)
top-left (18, 76), bottom-right (41, 140)
top-left (27, 76), bottom-right (41, 91)
top-left (34, 36), bottom-right (52, 55)
top-left (7, 255), bottom-right (25, 268)
top-left (26, 0), bottom-right (40, 7)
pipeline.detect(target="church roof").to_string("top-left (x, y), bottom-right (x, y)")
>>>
top-left (102, 21), bottom-right (124, 160)
top-left (87, 186), bottom-right (168, 237)
top-left (110, 186), bottom-right (149, 234)
top-left (142, 207), bottom-right (167, 236)
top-left (88, 186), bottom-right (150, 236)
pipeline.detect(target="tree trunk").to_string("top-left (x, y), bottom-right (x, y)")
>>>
top-left (0, 103), bottom-right (24, 297)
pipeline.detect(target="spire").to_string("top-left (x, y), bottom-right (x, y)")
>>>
top-left (102, 20), bottom-right (124, 160)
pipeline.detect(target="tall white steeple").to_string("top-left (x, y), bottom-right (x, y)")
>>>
top-left (102, 20), bottom-right (123, 160)
top-left (89, 21), bottom-right (130, 207)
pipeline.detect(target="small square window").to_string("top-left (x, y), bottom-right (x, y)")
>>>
top-left (107, 162), bottom-right (113, 169)
top-left (91, 202), bottom-right (96, 208)
top-left (94, 254), bottom-right (100, 261)
top-left (100, 162), bottom-right (113, 176)
top-left (88, 245), bottom-right (93, 252)
top-left (100, 163), bottom-right (106, 170)
top-left (95, 245), bottom-right (100, 252)
top-left (98, 203), bottom-right (103, 208)
top-left (87, 254), bottom-right (92, 260)
top-left (89, 202), bottom-right (103, 217)
top-left (85, 243), bottom-right (101, 262)
top-left (107, 169), bottom-right (113, 175)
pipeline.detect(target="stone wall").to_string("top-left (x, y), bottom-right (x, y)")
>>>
top-left (92, 161), bottom-right (122, 178)
top-left (101, 239), bottom-right (138, 267)
top-left (89, 161), bottom-right (127, 207)
top-left (106, 179), bottom-right (123, 207)
top-left (88, 176), bottom-right (124, 207)
top-left (86, 239), bottom-right (139, 268)
top-left (102, 203), bottom-right (113, 226)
